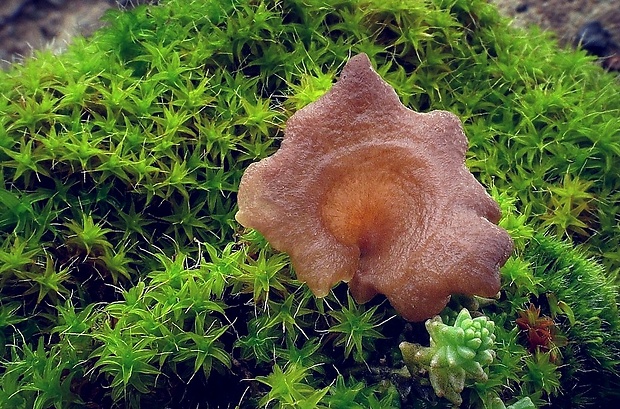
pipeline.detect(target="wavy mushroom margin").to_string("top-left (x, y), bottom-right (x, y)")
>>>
top-left (236, 53), bottom-right (513, 321)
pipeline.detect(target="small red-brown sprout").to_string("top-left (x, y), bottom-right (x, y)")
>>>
top-left (236, 53), bottom-right (513, 321)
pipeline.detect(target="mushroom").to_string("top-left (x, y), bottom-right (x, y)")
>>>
top-left (235, 53), bottom-right (513, 321)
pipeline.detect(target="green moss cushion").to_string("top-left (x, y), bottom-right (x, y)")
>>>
top-left (0, 0), bottom-right (618, 407)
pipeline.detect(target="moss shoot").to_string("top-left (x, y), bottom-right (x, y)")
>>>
top-left (0, 0), bottom-right (618, 408)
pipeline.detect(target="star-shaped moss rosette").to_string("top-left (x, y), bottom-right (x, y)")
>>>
top-left (399, 309), bottom-right (496, 406)
top-left (235, 53), bottom-right (513, 321)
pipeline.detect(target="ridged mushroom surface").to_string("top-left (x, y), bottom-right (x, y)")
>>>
top-left (236, 53), bottom-right (513, 321)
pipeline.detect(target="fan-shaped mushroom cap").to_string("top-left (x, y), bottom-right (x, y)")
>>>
top-left (236, 53), bottom-right (513, 321)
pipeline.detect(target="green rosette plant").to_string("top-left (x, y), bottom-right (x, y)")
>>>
top-left (400, 309), bottom-right (496, 406)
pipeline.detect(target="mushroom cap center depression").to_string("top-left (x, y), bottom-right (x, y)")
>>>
top-left (320, 145), bottom-right (429, 259)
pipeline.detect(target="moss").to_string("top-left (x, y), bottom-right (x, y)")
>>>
top-left (522, 235), bottom-right (620, 406)
top-left (475, 233), bottom-right (618, 409)
top-left (0, 0), bottom-right (618, 407)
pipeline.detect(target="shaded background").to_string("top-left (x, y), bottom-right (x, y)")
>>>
top-left (0, 0), bottom-right (153, 69)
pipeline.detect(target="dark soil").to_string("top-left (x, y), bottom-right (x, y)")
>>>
top-left (0, 0), bottom-right (152, 69)
top-left (490, 0), bottom-right (620, 70)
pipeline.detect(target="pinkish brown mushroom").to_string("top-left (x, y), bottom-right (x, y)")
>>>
top-left (235, 53), bottom-right (513, 321)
